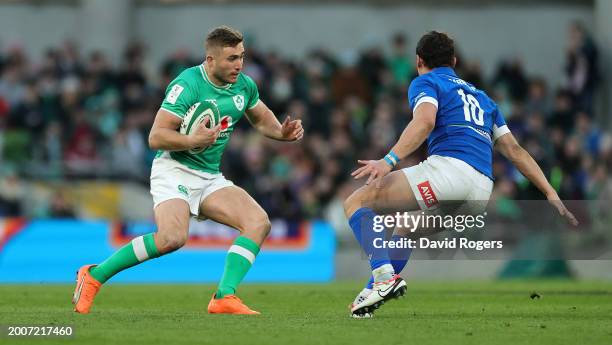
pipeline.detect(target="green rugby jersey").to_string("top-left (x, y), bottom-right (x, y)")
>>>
top-left (157, 64), bottom-right (260, 173)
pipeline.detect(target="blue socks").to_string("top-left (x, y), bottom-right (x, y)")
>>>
top-left (348, 207), bottom-right (391, 271)
top-left (365, 234), bottom-right (412, 289)
top-left (347, 207), bottom-right (412, 288)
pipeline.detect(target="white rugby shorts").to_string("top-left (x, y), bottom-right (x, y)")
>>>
top-left (150, 156), bottom-right (234, 217)
top-left (402, 155), bottom-right (493, 214)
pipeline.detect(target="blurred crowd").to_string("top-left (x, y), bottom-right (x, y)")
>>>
top-left (0, 22), bottom-right (610, 220)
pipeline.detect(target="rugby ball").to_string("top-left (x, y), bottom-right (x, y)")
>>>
top-left (179, 100), bottom-right (221, 154)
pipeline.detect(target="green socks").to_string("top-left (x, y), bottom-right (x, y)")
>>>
top-left (216, 236), bottom-right (261, 298)
top-left (90, 233), bottom-right (160, 283)
top-left (88, 233), bottom-right (260, 295)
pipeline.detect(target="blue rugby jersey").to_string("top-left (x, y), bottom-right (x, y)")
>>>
top-left (408, 67), bottom-right (510, 179)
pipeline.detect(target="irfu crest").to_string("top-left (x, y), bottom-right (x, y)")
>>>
top-left (233, 95), bottom-right (245, 111)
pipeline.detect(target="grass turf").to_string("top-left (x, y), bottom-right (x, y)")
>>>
top-left (1, 281), bottom-right (611, 345)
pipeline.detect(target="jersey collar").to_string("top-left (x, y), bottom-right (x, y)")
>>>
top-left (200, 64), bottom-right (233, 90)
top-left (431, 66), bottom-right (457, 77)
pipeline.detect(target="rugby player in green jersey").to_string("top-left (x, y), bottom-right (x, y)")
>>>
top-left (73, 26), bottom-right (304, 315)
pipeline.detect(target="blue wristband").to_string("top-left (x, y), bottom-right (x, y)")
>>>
top-left (384, 151), bottom-right (400, 167)
top-left (388, 151), bottom-right (400, 163)
top-left (384, 156), bottom-right (395, 167)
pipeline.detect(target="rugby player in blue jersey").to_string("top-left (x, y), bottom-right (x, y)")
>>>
top-left (344, 31), bottom-right (578, 317)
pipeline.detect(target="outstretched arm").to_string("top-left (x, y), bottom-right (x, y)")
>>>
top-left (495, 132), bottom-right (578, 226)
top-left (244, 101), bottom-right (303, 141)
top-left (352, 102), bottom-right (437, 187)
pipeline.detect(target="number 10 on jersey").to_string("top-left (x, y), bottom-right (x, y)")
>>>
top-left (457, 89), bottom-right (484, 126)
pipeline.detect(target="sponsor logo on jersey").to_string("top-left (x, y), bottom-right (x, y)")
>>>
top-left (220, 116), bottom-right (233, 131)
top-left (448, 124), bottom-right (492, 142)
top-left (205, 99), bottom-right (218, 106)
top-left (166, 84), bottom-right (184, 105)
top-left (470, 126), bottom-right (492, 142)
top-left (232, 95), bottom-right (245, 111)
top-left (417, 181), bottom-right (438, 208)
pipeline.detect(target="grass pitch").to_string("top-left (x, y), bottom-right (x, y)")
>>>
top-left (1, 281), bottom-right (611, 345)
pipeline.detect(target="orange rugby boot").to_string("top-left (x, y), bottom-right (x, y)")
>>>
top-left (72, 264), bottom-right (102, 314)
top-left (207, 294), bottom-right (260, 315)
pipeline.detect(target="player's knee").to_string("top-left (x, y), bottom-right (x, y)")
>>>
top-left (240, 213), bottom-right (271, 239)
top-left (156, 230), bottom-right (188, 254)
top-left (344, 188), bottom-right (370, 217)
top-left (253, 213), bottom-right (272, 237)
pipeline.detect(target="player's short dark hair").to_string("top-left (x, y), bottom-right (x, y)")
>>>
top-left (205, 26), bottom-right (243, 51)
top-left (416, 31), bottom-right (455, 69)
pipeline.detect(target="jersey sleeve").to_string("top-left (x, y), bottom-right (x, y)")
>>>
top-left (244, 75), bottom-right (260, 110)
top-left (492, 106), bottom-right (511, 141)
top-left (160, 76), bottom-right (197, 119)
top-left (408, 76), bottom-right (439, 112)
